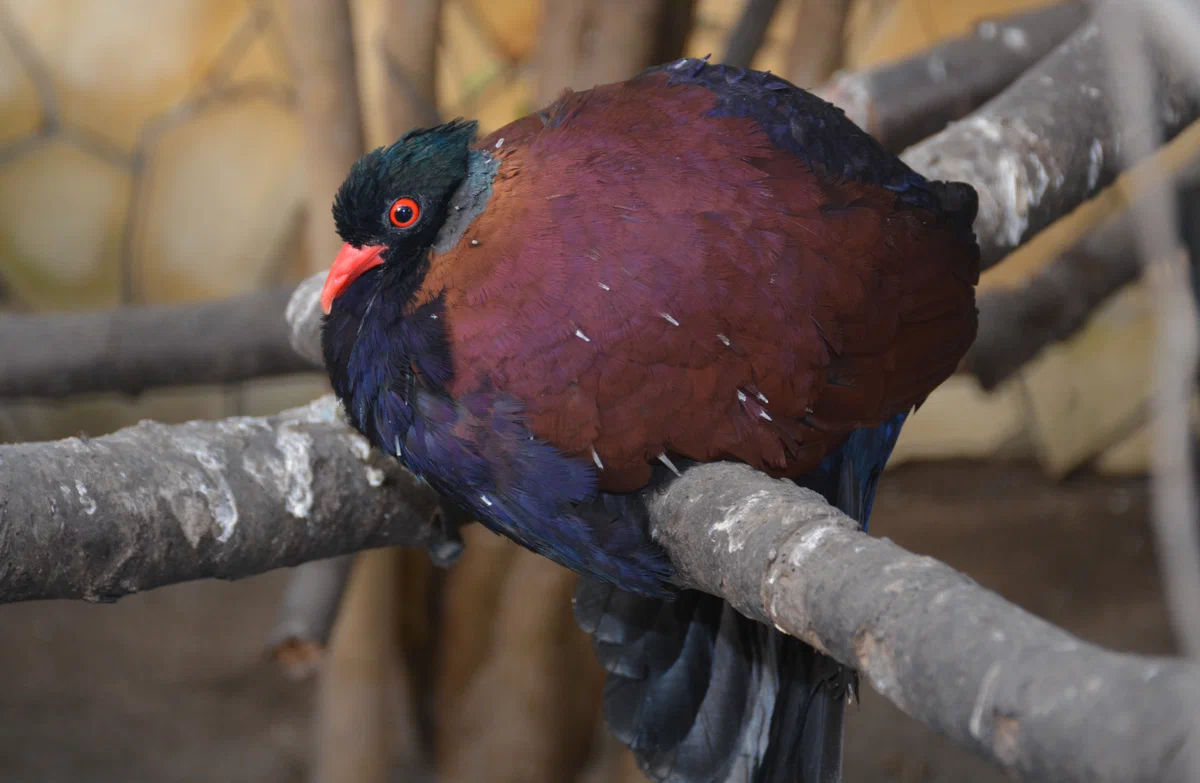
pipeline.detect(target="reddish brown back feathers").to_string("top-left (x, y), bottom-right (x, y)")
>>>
top-left (411, 72), bottom-right (978, 492)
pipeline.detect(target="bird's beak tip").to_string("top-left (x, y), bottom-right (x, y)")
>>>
top-left (320, 243), bottom-right (385, 315)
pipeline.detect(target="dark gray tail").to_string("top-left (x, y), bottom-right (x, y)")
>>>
top-left (574, 579), bottom-right (852, 783)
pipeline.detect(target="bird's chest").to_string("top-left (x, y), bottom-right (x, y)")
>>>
top-left (343, 297), bottom-right (457, 464)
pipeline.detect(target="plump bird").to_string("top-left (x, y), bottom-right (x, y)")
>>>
top-left (320, 58), bottom-right (979, 783)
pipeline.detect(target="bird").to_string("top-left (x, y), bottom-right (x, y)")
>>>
top-left (319, 57), bottom-right (979, 783)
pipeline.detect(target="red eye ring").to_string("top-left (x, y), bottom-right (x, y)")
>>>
top-left (389, 197), bottom-right (420, 228)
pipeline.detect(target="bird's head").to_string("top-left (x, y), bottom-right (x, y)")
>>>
top-left (320, 118), bottom-right (478, 315)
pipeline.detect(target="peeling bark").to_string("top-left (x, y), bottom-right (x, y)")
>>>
top-left (965, 159), bottom-right (1200, 390)
top-left (900, 8), bottom-right (1200, 270)
top-left (0, 396), bottom-right (451, 603)
top-left (648, 463), bottom-right (1200, 783)
top-left (817, 2), bottom-right (1087, 152)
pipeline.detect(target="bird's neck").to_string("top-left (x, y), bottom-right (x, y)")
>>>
top-left (322, 258), bottom-right (434, 451)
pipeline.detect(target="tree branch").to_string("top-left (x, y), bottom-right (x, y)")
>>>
top-left (0, 285), bottom-right (317, 400)
top-left (901, 8), bottom-right (1200, 271)
top-left (267, 555), bottom-right (354, 677)
top-left (648, 463), bottom-right (1200, 783)
top-left (0, 395), bottom-right (453, 603)
top-left (1100, 0), bottom-right (1200, 663)
top-left (817, 2), bottom-right (1088, 153)
top-left (6, 409), bottom-right (1199, 778)
top-left (965, 211), bottom-right (1140, 390)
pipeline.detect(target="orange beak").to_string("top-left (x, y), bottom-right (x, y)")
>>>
top-left (320, 243), bottom-right (386, 315)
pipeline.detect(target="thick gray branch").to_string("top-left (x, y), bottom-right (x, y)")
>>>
top-left (818, 2), bottom-right (1088, 153)
top-left (4, 402), bottom-right (1198, 779)
top-left (965, 211), bottom-right (1140, 389)
top-left (0, 396), bottom-right (449, 603)
top-left (0, 285), bottom-right (317, 399)
top-left (901, 8), bottom-right (1200, 270)
top-left (966, 160), bottom-right (1200, 389)
top-left (649, 463), bottom-right (1200, 783)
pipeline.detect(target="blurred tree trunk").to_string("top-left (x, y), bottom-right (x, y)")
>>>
top-left (536, 0), bottom-right (695, 106)
top-left (312, 550), bottom-right (411, 783)
top-left (391, 546), bottom-right (441, 760)
top-left (785, 0), bottom-right (853, 87)
top-left (722, 0), bottom-right (783, 67)
top-left (652, 0), bottom-right (698, 67)
top-left (434, 524), bottom-right (520, 767)
top-left (378, 0), bottom-right (442, 133)
top-left (438, 545), bottom-right (608, 783)
top-left (284, 0), bottom-right (367, 271)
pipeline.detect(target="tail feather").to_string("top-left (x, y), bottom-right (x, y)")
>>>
top-left (576, 578), bottom-right (851, 783)
top-left (759, 632), bottom-right (850, 783)
top-left (576, 415), bottom-right (909, 782)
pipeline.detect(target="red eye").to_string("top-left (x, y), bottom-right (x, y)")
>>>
top-left (389, 197), bottom-right (420, 228)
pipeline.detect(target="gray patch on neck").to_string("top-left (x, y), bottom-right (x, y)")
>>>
top-left (432, 149), bottom-right (501, 255)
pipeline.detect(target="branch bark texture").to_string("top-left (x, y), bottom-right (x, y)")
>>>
top-left (900, 8), bottom-right (1200, 271)
top-left (0, 396), bottom-right (447, 603)
top-left (817, 2), bottom-right (1087, 152)
top-left (649, 463), bottom-right (1200, 783)
top-left (5, 396), bottom-right (1199, 778)
top-left (0, 285), bottom-right (316, 399)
